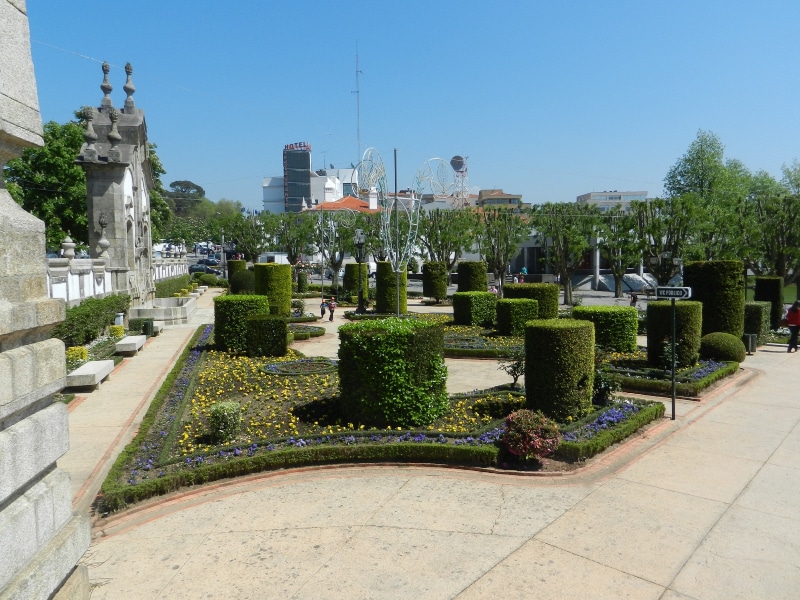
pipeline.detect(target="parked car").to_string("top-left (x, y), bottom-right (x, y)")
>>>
top-left (189, 264), bottom-right (221, 276)
top-left (197, 258), bottom-right (220, 266)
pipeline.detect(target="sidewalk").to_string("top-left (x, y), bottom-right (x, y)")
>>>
top-left (63, 296), bottom-right (800, 599)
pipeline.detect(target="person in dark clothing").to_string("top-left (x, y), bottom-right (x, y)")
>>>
top-left (328, 298), bottom-right (336, 321)
top-left (786, 301), bottom-right (800, 352)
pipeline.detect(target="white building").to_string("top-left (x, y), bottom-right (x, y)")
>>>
top-left (262, 168), bottom-right (359, 213)
top-left (576, 190), bottom-right (647, 213)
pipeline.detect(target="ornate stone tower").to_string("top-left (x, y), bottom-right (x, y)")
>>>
top-left (0, 1), bottom-right (90, 598)
top-left (76, 62), bottom-right (155, 307)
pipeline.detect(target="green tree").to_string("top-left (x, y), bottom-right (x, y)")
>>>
top-left (416, 208), bottom-right (475, 274)
top-left (147, 143), bottom-right (171, 242)
top-left (163, 180), bottom-right (207, 216)
top-left (472, 207), bottom-right (531, 295)
top-left (261, 211), bottom-right (317, 265)
top-left (4, 120), bottom-right (87, 250)
top-left (596, 207), bottom-right (644, 298)
top-left (531, 202), bottom-right (599, 305)
top-left (632, 197), bottom-right (694, 285)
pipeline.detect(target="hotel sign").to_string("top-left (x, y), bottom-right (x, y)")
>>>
top-left (284, 142), bottom-right (311, 151)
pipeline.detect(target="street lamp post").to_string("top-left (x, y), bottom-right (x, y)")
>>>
top-left (354, 228), bottom-right (366, 314)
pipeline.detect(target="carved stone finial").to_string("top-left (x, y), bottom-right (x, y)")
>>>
top-left (82, 106), bottom-right (97, 147)
top-left (97, 213), bottom-right (110, 257)
top-left (107, 108), bottom-right (122, 147)
top-left (100, 61), bottom-right (113, 108)
top-left (123, 62), bottom-right (136, 112)
top-left (61, 233), bottom-right (75, 260)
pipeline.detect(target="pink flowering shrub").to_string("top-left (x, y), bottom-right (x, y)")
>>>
top-left (501, 409), bottom-right (560, 459)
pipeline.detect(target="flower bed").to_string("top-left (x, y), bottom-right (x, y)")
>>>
top-left (98, 327), bottom-right (668, 513)
top-left (443, 325), bottom-right (523, 358)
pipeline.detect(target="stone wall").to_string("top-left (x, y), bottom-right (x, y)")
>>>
top-left (0, 2), bottom-right (90, 598)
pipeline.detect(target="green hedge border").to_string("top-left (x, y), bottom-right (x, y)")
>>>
top-left (612, 361), bottom-right (739, 397)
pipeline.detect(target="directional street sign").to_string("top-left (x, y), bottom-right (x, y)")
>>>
top-left (655, 286), bottom-right (692, 300)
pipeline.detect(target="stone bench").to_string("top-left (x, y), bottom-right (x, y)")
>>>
top-left (66, 359), bottom-right (114, 390)
top-left (152, 321), bottom-right (164, 335)
top-left (115, 335), bottom-right (147, 356)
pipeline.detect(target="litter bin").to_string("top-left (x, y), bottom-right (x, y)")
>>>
top-left (743, 333), bottom-right (757, 355)
top-left (142, 319), bottom-right (155, 337)
top-left (114, 312), bottom-right (125, 326)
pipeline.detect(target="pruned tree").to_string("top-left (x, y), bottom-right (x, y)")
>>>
top-left (472, 206), bottom-right (531, 296)
top-left (596, 207), bottom-right (644, 297)
top-left (416, 208), bottom-right (475, 275)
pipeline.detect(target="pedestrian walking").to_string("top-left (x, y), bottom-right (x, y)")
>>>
top-left (320, 299), bottom-right (327, 318)
top-left (328, 298), bottom-right (336, 321)
top-left (629, 293), bottom-right (638, 308)
top-left (785, 300), bottom-right (800, 352)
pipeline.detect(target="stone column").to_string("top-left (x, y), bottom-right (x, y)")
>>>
top-left (0, 2), bottom-right (91, 598)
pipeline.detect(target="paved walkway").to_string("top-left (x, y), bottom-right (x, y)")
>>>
top-left (60, 291), bottom-right (800, 599)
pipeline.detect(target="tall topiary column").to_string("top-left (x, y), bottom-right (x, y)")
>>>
top-left (525, 319), bottom-right (594, 421)
top-left (646, 300), bottom-right (702, 368)
top-left (504, 283), bottom-right (560, 319)
top-left (457, 261), bottom-right (488, 292)
top-left (375, 261), bottom-right (407, 314)
top-left (683, 260), bottom-right (745, 337)
top-left (422, 261), bottom-right (448, 302)
top-left (253, 263), bottom-right (292, 316)
top-left (343, 262), bottom-right (368, 298)
top-left (453, 291), bottom-right (497, 326)
top-left (496, 298), bottom-right (539, 336)
top-left (754, 276), bottom-right (784, 330)
top-left (338, 318), bottom-right (448, 427)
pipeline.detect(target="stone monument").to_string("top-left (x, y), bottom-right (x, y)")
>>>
top-left (0, 2), bottom-right (90, 598)
top-left (76, 61), bottom-right (155, 307)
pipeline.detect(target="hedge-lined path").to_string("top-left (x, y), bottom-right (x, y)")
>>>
top-left (61, 289), bottom-right (800, 598)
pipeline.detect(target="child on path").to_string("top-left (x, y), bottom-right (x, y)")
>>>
top-left (320, 299), bottom-right (327, 318)
top-left (328, 298), bottom-right (336, 321)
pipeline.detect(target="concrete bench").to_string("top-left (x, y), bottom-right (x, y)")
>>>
top-left (66, 359), bottom-right (114, 390)
top-left (152, 321), bottom-right (165, 335)
top-left (115, 335), bottom-right (147, 356)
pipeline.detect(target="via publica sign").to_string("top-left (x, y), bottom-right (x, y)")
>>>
top-left (284, 141), bottom-right (311, 151)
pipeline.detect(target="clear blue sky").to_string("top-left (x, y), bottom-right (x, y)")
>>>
top-left (27, 0), bottom-right (800, 212)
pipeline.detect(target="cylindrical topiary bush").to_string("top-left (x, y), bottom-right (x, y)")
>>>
top-left (227, 259), bottom-right (247, 285)
top-left (213, 294), bottom-right (270, 353)
top-left (253, 263), bottom-right (293, 317)
top-left (744, 301), bottom-right (771, 346)
top-left (296, 270), bottom-right (308, 293)
top-left (229, 268), bottom-right (255, 295)
top-left (683, 260), bottom-right (745, 337)
top-left (343, 263), bottom-right (368, 297)
top-left (503, 283), bottom-right (560, 319)
top-left (754, 276), bottom-right (784, 330)
top-left (374, 261), bottom-right (408, 314)
top-left (338, 317), bottom-right (448, 428)
top-left (457, 261), bottom-right (487, 292)
top-left (452, 291), bottom-right (497, 327)
top-left (525, 319), bottom-right (594, 422)
top-left (422, 261), bottom-right (448, 302)
top-left (496, 298), bottom-right (539, 336)
top-left (572, 305), bottom-right (638, 352)
top-left (245, 314), bottom-right (289, 357)
top-left (646, 300), bottom-right (702, 368)
top-left (699, 332), bottom-right (746, 363)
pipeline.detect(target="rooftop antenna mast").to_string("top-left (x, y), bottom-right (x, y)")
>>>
top-left (352, 47), bottom-right (362, 162)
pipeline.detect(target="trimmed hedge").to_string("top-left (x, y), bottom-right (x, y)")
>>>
top-left (338, 317), bottom-right (448, 428)
top-left (343, 262), bottom-right (368, 297)
top-left (613, 361), bottom-right (739, 397)
top-left (422, 261), bottom-right (448, 302)
top-left (646, 300), bottom-right (702, 368)
top-left (699, 332), bottom-right (746, 363)
top-left (213, 294), bottom-right (270, 353)
top-left (155, 275), bottom-right (192, 298)
top-left (452, 291), bottom-right (497, 327)
top-left (572, 305), bottom-right (638, 352)
top-left (555, 401), bottom-right (665, 462)
top-left (296, 270), bottom-right (309, 293)
top-left (457, 261), bottom-right (487, 292)
top-left (253, 263), bottom-right (292, 317)
top-left (374, 261), bottom-right (408, 314)
top-left (683, 260), bottom-right (745, 337)
top-left (229, 269), bottom-right (255, 295)
top-left (744, 301), bottom-right (771, 346)
top-left (51, 294), bottom-right (131, 347)
top-left (496, 298), bottom-right (539, 336)
top-left (503, 283), bottom-right (560, 319)
top-left (754, 276), bottom-right (784, 330)
top-left (525, 319), bottom-right (594, 422)
top-left (245, 314), bottom-right (289, 357)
